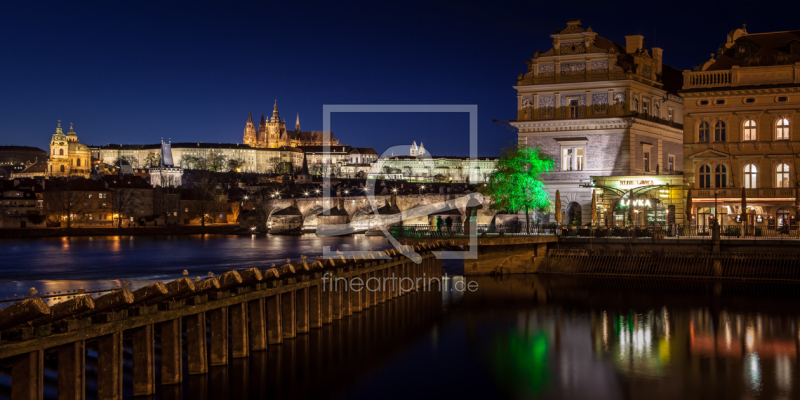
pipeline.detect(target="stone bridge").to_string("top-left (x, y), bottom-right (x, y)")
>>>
top-left (262, 193), bottom-right (504, 230)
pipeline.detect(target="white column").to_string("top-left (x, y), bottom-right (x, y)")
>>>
top-left (571, 148), bottom-right (578, 171)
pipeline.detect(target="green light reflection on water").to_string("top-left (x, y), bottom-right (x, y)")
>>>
top-left (490, 330), bottom-right (551, 397)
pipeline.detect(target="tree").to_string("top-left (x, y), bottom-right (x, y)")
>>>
top-left (144, 152), bottom-right (160, 168)
top-left (44, 181), bottom-right (88, 228)
top-left (115, 155), bottom-right (137, 168)
top-left (206, 152), bottom-right (226, 172)
top-left (192, 171), bottom-right (225, 226)
top-left (153, 186), bottom-right (180, 224)
top-left (227, 157), bottom-right (246, 172)
top-left (230, 202), bottom-right (241, 222)
top-left (110, 186), bottom-right (141, 228)
top-left (480, 145), bottom-right (554, 233)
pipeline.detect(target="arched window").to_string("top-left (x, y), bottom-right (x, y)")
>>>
top-left (776, 118), bottom-right (790, 140)
top-left (698, 165), bottom-right (711, 188)
top-left (567, 202), bottom-right (582, 226)
top-left (60, 165), bottom-right (65, 173)
top-left (714, 121), bottom-right (726, 141)
top-left (76, 158), bottom-right (81, 167)
top-left (698, 122), bottom-right (710, 142)
top-left (59, 149), bottom-right (64, 156)
top-left (776, 163), bottom-right (790, 187)
top-left (744, 164), bottom-right (758, 188)
top-left (653, 104), bottom-right (660, 119)
top-left (632, 98), bottom-right (639, 114)
top-left (715, 165), bottom-right (727, 188)
top-left (743, 119), bottom-right (757, 141)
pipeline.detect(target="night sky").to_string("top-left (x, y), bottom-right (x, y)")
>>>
top-left (0, 1), bottom-right (789, 157)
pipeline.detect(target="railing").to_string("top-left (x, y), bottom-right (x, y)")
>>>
top-left (683, 70), bottom-right (731, 89)
top-left (0, 245), bottom-right (443, 399)
top-left (540, 249), bottom-right (800, 282)
top-left (690, 188), bottom-right (796, 198)
top-left (517, 105), bottom-right (683, 130)
top-left (389, 223), bottom-right (558, 238)
top-left (559, 224), bottom-right (800, 240)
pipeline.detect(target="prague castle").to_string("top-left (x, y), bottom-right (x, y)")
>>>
top-left (243, 101), bottom-right (340, 148)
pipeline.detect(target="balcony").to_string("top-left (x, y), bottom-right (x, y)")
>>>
top-left (682, 64), bottom-right (800, 90)
top-left (516, 104), bottom-right (682, 130)
top-left (690, 188), bottom-right (796, 200)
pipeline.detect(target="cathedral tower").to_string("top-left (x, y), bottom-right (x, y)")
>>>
top-left (243, 110), bottom-right (256, 147)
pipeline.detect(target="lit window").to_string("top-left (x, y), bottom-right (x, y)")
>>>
top-left (698, 165), bottom-right (711, 188)
top-left (698, 121), bottom-right (710, 142)
top-left (776, 163), bottom-right (790, 187)
top-left (714, 121), bottom-right (726, 141)
top-left (776, 118), bottom-right (790, 140)
top-left (569, 99), bottom-right (579, 118)
top-left (715, 165), bottom-right (727, 188)
top-left (562, 148), bottom-right (573, 171)
top-left (743, 119), bottom-right (757, 141)
top-left (744, 164), bottom-right (758, 188)
top-left (575, 148), bottom-right (584, 171)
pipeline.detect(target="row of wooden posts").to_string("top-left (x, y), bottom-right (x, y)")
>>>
top-left (0, 243), bottom-right (445, 400)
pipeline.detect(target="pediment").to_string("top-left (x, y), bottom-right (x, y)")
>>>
top-left (689, 149), bottom-right (730, 159)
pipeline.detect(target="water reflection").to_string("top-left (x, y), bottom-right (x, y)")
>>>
top-left (0, 234), bottom-right (396, 302)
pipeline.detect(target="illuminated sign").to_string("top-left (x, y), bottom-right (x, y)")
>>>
top-left (618, 179), bottom-right (655, 187)
top-left (619, 199), bottom-right (652, 208)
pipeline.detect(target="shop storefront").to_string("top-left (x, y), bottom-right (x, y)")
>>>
top-left (589, 175), bottom-right (685, 227)
top-left (687, 188), bottom-right (797, 232)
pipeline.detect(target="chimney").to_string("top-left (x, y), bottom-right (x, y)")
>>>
top-left (625, 35), bottom-right (644, 54)
top-left (652, 47), bottom-right (663, 74)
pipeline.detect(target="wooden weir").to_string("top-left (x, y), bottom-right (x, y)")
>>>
top-left (0, 243), bottom-right (445, 399)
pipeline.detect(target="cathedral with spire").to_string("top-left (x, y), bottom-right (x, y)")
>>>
top-left (243, 100), bottom-right (340, 148)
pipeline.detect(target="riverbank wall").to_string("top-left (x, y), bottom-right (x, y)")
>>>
top-left (0, 225), bottom-right (241, 239)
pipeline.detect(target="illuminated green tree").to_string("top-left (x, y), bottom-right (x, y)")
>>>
top-left (481, 145), bottom-right (554, 232)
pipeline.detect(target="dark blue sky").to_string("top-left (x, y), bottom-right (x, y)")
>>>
top-left (0, 1), bottom-right (787, 157)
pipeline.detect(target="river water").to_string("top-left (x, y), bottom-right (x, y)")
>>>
top-left (1, 235), bottom-right (799, 399)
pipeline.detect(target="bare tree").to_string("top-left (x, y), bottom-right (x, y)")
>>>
top-left (44, 180), bottom-right (88, 228)
top-left (193, 171), bottom-right (225, 226)
top-left (227, 157), bottom-right (246, 172)
top-left (109, 186), bottom-right (141, 228)
top-left (144, 152), bottom-right (160, 168)
top-left (153, 186), bottom-right (180, 224)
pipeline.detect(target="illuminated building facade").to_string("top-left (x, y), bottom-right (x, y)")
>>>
top-left (243, 101), bottom-right (340, 148)
top-left (511, 20), bottom-right (684, 225)
top-left (681, 26), bottom-right (800, 229)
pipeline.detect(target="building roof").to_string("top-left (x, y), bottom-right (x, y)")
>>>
top-left (705, 30), bottom-right (800, 71)
top-left (297, 145), bottom-right (354, 153)
top-left (17, 161), bottom-right (48, 174)
top-left (0, 145), bottom-right (47, 153)
top-left (102, 175), bottom-right (152, 189)
top-left (44, 178), bottom-right (109, 192)
top-left (349, 147), bottom-right (378, 155)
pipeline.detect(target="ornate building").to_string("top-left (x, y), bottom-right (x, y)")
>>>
top-left (243, 101), bottom-right (340, 148)
top-left (45, 121), bottom-right (91, 178)
top-left (410, 141), bottom-right (426, 156)
top-left (149, 140), bottom-right (183, 187)
top-left (8, 121), bottom-right (90, 179)
top-left (681, 26), bottom-right (800, 229)
top-left (511, 20), bottom-right (685, 226)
